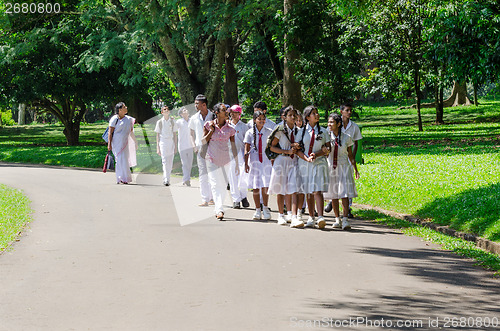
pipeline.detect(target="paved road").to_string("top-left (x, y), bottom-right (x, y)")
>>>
top-left (1, 163), bottom-right (500, 331)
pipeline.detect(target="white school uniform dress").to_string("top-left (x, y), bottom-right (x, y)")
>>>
top-left (296, 124), bottom-right (330, 194)
top-left (228, 120), bottom-right (249, 202)
top-left (188, 111), bottom-right (215, 203)
top-left (176, 117), bottom-right (194, 183)
top-left (268, 123), bottom-right (298, 195)
top-left (341, 120), bottom-right (362, 206)
top-left (155, 117), bottom-right (178, 184)
top-left (247, 118), bottom-right (276, 131)
top-left (324, 131), bottom-right (358, 200)
top-left (242, 126), bottom-right (272, 189)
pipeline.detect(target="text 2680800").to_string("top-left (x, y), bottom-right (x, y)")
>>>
top-left (5, 2), bottom-right (61, 14)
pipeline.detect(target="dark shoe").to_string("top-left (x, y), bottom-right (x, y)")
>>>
top-left (216, 212), bottom-right (224, 221)
top-left (325, 201), bottom-right (332, 213)
top-left (227, 183), bottom-right (230, 190)
top-left (301, 207), bottom-right (305, 214)
top-left (164, 182), bottom-right (170, 186)
top-left (241, 198), bottom-right (250, 208)
top-left (348, 208), bottom-right (354, 218)
top-left (233, 202), bottom-right (241, 209)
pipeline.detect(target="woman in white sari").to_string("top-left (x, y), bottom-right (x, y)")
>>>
top-left (107, 102), bottom-right (137, 184)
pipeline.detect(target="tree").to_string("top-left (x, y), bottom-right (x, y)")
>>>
top-left (283, 0), bottom-right (303, 109)
top-left (0, 2), bottom-right (127, 145)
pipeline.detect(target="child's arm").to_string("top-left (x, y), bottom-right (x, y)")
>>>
top-left (270, 137), bottom-right (293, 156)
top-left (190, 129), bottom-right (197, 153)
top-left (156, 133), bottom-right (161, 155)
top-left (244, 143), bottom-right (251, 173)
top-left (202, 121), bottom-right (215, 144)
top-left (347, 146), bottom-right (360, 179)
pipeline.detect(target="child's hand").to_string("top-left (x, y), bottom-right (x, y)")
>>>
top-left (157, 148), bottom-right (161, 156)
top-left (245, 164), bottom-right (250, 173)
top-left (355, 170), bottom-right (360, 180)
top-left (309, 153), bottom-right (316, 161)
top-left (235, 165), bottom-right (240, 176)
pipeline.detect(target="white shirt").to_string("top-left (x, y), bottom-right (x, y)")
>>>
top-left (297, 124), bottom-right (330, 157)
top-left (154, 117), bottom-right (178, 142)
top-left (229, 120), bottom-right (249, 153)
top-left (176, 118), bottom-right (193, 151)
top-left (341, 120), bottom-right (362, 142)
top-left (247, 118), bottom-right (276, 131)
top-left (188, 111), bottom-right (214, 148)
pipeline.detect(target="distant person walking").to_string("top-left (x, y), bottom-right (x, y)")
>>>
top-left (176, 107), bottom-right (194, 186)
top-left (155, 106), bottom-right (178, 186)
top-left (107, 102), bottom-right (137, 184)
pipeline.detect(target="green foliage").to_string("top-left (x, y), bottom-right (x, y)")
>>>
top-left (0, 184), bottom-right (32, 251)
top-left (0, 108), bottom-right (15, 126)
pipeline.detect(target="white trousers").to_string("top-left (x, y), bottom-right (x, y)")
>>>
top-left (197, 152), bottom-right (213, 203)
top-left (228, 152), bottom-right (247, 203)
top-left (179, 148), bottom-right (194, 183)
top-left (159, 141), bottom-right (174, 184)
top-left (207, 161), bottom-right (231, 214)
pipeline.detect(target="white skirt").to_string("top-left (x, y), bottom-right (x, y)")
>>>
top-left (298, 157), bottom-right (329, 194)
top-left (324, 161), bottom-right (358, 199)
top-left (241, 158), bottom-right (272, 189)
top-left (268, 155), bottom-right (298, 195)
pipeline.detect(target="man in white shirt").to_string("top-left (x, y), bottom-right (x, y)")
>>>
top-left (189, 94), bottom-right (215, 206)
top-left (246, 101), bottom-right (276, 130)
top-left (155, 106), bottom-right (178, 186)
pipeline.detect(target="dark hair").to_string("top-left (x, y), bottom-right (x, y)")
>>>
top-left (328, 113), bottom-right (343, 146)
top-left (340, 103), bottom-right (353, 111)
top-left (295, 111), bottom-right (304, 128)
top-left (253, 101), bottom-right (267, 111)
top-left (213, 102), bottom-right (226, 113)
top-left (253, 110), bottom-right (266, 152)
top-left (303, 105), bottom-right (322, 135)
top-left (115, 102), bottom-right (125, 114)
top-left (279, 106), bottom-right (287, 118)
top-left (195, 94), bottom-right (208, 105)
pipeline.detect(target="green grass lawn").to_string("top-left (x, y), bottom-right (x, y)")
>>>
top-left (0, 184), bottom-right (32, 252)
top-left (356, 98), bottom-right (500, 242)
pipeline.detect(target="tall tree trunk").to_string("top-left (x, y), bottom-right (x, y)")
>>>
top-left (283, 0), bottom-right (303, 110)
top-left (473, 82), bottom-right (479, 106)
top-left (18, 103), bottom-right (26, 125)
top-left (435, 85), bottom-right (444, 124)
top-left (257, 23), bottom-right (284, 97)
top-left (443, 81), bottom-right (472, 107)
top-left (224, 37), bottom-right (239, 105)
top-left (124, 94), bottom-right (156, 124)
top-left (414, 65), bottom-right (423, 131)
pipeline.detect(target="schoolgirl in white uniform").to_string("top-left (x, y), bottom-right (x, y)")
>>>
top-left (267, 106), bottom-right (303, 228)
top-left (324, 113), bottom-right (360, 230)
top-left (243, 110), bottom-right (273, 220)
top-left (296, 106), bottom-right (331, 229)
top-left (228, 105), bottom-right (250, 209)
top-left (155, 106), bottom-right (178, 186)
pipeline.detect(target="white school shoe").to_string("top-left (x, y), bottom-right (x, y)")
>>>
top-left (262, 206), bottom-right (272, 220)
top-left (277, 215), bottom-right (287, 225)
top-left (253, 209), bottom-right (262, 220)
top-left (316, 216), bottom-right (326, 229)
top-left (342, 217), bottom-right (351, 230)
top-left (285, 213), bottom-right (292, 223)
top-left (290, 216), bottom-right (305, 228)
top-left (297, 210), bottom-right (303, 221)
top-left (332, 217), bottom-right (342, 229)
top-left (305, 216), bottom-right (315, 228)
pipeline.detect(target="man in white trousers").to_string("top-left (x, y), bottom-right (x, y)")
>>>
top-left (189, 94), bottom-right (214, 206)
top-left (176, 107), bottom-right (194, 186)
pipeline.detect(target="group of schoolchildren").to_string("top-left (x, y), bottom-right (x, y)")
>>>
top-left (154, 95), bottom-right (362, 230)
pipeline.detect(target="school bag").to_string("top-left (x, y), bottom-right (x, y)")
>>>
top-left (102, 117), bottom-right (119, 143)
top-left (265, 123), bottom-right (296, 160)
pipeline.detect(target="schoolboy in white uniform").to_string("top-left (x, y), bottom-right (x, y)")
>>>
top-left (176, 107), bottom-right (194, 186)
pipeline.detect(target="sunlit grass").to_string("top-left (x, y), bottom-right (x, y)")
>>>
top-left (0, 184), bottom-right (32, 252)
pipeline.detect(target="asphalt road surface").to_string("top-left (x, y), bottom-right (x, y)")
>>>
top-left (1, 163), bottom-right (499, 330)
